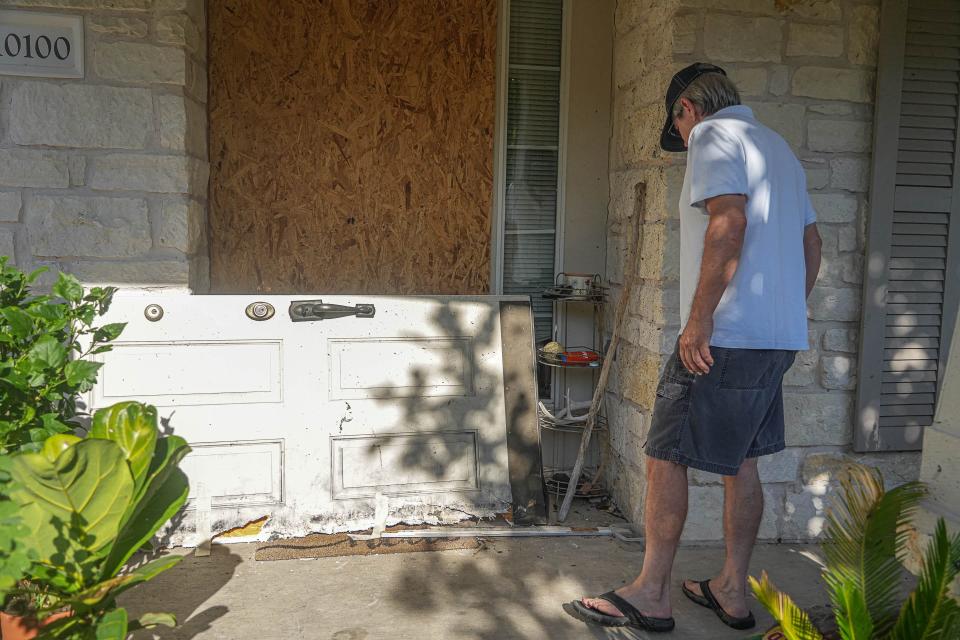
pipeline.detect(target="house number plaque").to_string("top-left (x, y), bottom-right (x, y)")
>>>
top-left (0, 11), bottom-right (83, 78)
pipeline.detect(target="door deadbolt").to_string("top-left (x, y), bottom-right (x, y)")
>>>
top-left (245, 301), bottom-right (275, 321)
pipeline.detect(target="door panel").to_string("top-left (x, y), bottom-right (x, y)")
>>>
top-left (88, 294), bottom-right (528, 544)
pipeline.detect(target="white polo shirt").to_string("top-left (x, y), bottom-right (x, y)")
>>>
top-left (679, 105), bottom-right (816, 350)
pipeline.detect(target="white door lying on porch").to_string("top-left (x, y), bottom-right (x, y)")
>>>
top-left (87, 294), bottom-right (524, 543)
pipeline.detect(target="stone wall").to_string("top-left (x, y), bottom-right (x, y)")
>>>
top-left (604, 0), bottom-right (922, 542)
top-left (0, 0), bottom-right (208, 290)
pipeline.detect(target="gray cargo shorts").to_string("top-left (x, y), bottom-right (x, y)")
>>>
top-left (644, 339), bottom-right (797, 476)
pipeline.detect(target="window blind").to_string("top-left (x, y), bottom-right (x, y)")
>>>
top-left (502, 0), bottom-right (563, 344)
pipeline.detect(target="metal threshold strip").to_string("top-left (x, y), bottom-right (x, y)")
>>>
top-left (348, 524), bottom-right (643, 543)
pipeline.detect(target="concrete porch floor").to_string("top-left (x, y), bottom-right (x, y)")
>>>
top-left (123, 523), bottom-right (831, 640)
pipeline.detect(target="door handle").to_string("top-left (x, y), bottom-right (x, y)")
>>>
top-left (289, 300), bottom-right (376, 321)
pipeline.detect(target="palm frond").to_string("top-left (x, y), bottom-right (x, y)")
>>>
top-left (749, 572), bottom-right (824, 640)
top-left (826, 570), bottom-right (873, 640)
top-left (889, 518), bottom-right (960, 640)
top-left (822, 464), bottom-right (925, 636)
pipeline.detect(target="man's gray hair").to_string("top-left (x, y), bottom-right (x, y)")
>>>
top-left (671, 73), bottom-right (741, 119)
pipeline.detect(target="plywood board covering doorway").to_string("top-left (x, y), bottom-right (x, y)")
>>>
top-left (208, 0), bottom-right (497, 294)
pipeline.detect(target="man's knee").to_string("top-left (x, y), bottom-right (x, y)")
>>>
top-left (646, 455), bottom-right (688, 478)
top-left (724, 457), bottom-right (760, 485)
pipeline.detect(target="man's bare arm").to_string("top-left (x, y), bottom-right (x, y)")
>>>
top-left (680, 194), bottom-right (747, 375)
top-left (803, 223), bottom-right (822, 298)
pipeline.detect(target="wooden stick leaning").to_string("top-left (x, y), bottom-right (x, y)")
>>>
top-left (557, 185), bottom-right (645, 522)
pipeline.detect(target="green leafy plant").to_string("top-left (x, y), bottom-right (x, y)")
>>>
top-left (0, 256), bottom-right (125, 453)
top-left (748, 464), bottom-right (960, 640)
top-left (0, 457), bottom-right (35, 603)
top-left (4, 401), bottom-right (191, 639)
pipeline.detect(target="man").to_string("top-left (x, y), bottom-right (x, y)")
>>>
top-left (569, 62), bottom-right (822, 633)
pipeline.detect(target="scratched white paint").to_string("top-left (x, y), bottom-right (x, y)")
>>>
top-left (87, 293), bottom-right (519, 545)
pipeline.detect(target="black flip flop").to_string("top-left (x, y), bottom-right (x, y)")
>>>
top-left (682, 580), bottom-right (756, 630)
top-left (569, 591), bottom-right (676, 633)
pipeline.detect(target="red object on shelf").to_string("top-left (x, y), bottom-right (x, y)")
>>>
top-left (559, 350), bottom-right (599, 363)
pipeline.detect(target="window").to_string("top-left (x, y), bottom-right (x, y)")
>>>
top-left (494, 0), bottom-right (565, 352)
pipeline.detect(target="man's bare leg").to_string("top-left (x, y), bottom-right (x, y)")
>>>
top-left (683, 457), bottom-right (762, 617)
top-left (581, 457), bottom-right (688, 618)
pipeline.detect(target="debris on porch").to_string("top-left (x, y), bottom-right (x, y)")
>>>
top-left (121, 502), bottom-right (833, 640)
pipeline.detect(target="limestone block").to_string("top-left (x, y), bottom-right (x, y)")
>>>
top-left (842, 254), bottom-right (863, 284)
top-left (2, 0), bottom-right (150, 8)
top-left (808, 286), bottom-right (860, 321)
top-left (818, 253), bottom-right (858, 285)
top-left (68, 157), bottom-right (86, 188)
top-left (919, 429), bottom-right (960, 520)
top-left (681, 0), bottom-right (841, 20)
top-left (785, 346), bottom-right (817, 386)
top-left (95, 42), bottom-right (186, 85)
top-left (783, 450), bottom-right (920, 541)
top-left (27, 195), bottom-right (150, 258)
top-left (804, 161), bottom-right (829, 190)
top-left (783, 489), bottom-right (827, 540)
top-left (784, 392), bottom-right (853, 446)
top-left (0, 229), bottom-right (15, 263)
top-left (849, 5), bottom-right (880, 66)
top-left (809, 193), bottom-right (857, 223)
top-left (0, 192), bottom-right (22, 222)
top-left (759, 448), bottom-right (804, 484)
top-left (821, 355), bottom-right (855, 390)
top-left (61, 259), bottom-right (189, 286)
top-left (606, 230), bottom-right (625, 285)
top-left (155, 0), bottom-right (196, 11)
top-left (156, 14), bottom-right (201, 54)
top-left (157, 199), bottom-right (204, 254)
top-left (683, 486), bottom-right (725, 541)
top-left (823, 328), bottom-right (857, 353)
top-left (622, 346), bottom-right (662, 410)
top-left (792, 67), bottom-right (874, 103)
top-left (638, 223), bottom-right (665, 280)
top-left (785, 1), bottom-right (841, 21)
top-left (809, 103), bottom-right (852, 116)
top-left (760, 485), bottom-right (783, 540)
top-left (158, 95), bottom-right (207, 157)
top-left (728, 66), bottom-right (768, 97)
top-left (769, 66), bottom-right (789, 96)
top-left (752, 103), bottom-right (805, 148)
top-left (830, 157), bottom-right (870, 192)
top-left (808, 120), bottom-right (872, 153)
top-left (704, 14), bottom-right (782, 63)
top-left (187, 59), bottom-right (209, 103)
top-left (787, 23), bottom-right (843, 58)
top-left (680, 0), bottom-right (777, 13)
top-left (608, 170), bottom-right (646, 224)
top-left (838, 227), bottom-right (857, 252)
top-left (673, 13), bottom-right (698, 55)
top-left (616, 104), bottom-right (665, 168)
top-left (854, 451), bottom-right (921, 489)
top-left (87, 16), bottom-right (149, 37)
top-left (89, 154), bottom-right (206, 194)
top-left (614, 27), bottom-right (644, 88)
top-left (0, 150), bottom-right (69, 189)
top-left (9, 83), bottom-right (151, 149)
top-left (633, 280), bottom-right (680, 325)
top-left (615, 1), bottom-right (644, 34)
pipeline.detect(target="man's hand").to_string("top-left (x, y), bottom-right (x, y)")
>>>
top-left (680, 315), bottom-right (714, 375)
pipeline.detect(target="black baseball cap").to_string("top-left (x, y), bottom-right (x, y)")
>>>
top-left (659, 62), bottom-right (728, 152)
